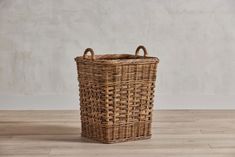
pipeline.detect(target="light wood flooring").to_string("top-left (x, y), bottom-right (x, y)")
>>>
top-left (1, 110), bottom-right (235, 157)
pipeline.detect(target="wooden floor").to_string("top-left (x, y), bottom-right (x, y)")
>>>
top-left (1, 110), bottom-right (235, 157)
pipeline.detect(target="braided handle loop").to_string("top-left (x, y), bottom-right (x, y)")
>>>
top-left (135, 45), bottom-right (148, 57)
top-left (83, 48), bottom-right (95, 60)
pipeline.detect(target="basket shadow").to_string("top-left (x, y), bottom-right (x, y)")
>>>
top-left (1, 121), bottom-right (98, 143)
top-left (44, 135), bottom-right (100, 143)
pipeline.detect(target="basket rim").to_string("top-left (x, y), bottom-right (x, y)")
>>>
top-left (74, 54), bottom-right (159, 65)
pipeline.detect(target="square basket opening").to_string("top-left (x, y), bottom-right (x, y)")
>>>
top-left (94, 54), bottom-right (146, 61)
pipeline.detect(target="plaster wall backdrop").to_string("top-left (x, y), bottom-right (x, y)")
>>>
top-left (0, 0), bottom-right (235, 109)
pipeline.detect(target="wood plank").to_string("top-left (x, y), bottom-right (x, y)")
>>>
top-left (0, 122), bottom-right (80, 135)
top-left (0, 145), bottom-right (50, 155)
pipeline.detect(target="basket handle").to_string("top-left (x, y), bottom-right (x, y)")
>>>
top-left (135, 45), bottom-right (148, 57)
top-left (83, 48), bottom-right (95, 60)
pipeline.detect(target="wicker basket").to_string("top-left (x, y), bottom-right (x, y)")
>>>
top-left (75, 45), bottom-right (159, 143)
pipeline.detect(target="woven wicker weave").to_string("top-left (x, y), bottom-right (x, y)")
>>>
top-left (75, 45), bottom-right (159, 143)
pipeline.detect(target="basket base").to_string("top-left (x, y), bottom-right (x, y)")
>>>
top-left (81, 134), bottom-right (152, 144)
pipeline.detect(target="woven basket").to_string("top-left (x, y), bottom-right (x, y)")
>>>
top-left (75, 45), bottom-right (159, 143)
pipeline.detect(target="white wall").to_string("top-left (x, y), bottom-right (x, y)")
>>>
top-left (0, 0), bottom-right (235, 109)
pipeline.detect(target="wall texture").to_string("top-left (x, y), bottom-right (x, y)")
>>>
top-left (0, 0), bottom-right (235, 109)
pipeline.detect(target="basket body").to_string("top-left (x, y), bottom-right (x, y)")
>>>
top-left (75, 51), bottom-right (159, 143)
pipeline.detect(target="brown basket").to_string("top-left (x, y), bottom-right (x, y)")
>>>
top-left (75, 45), bottom-right (159, 143)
